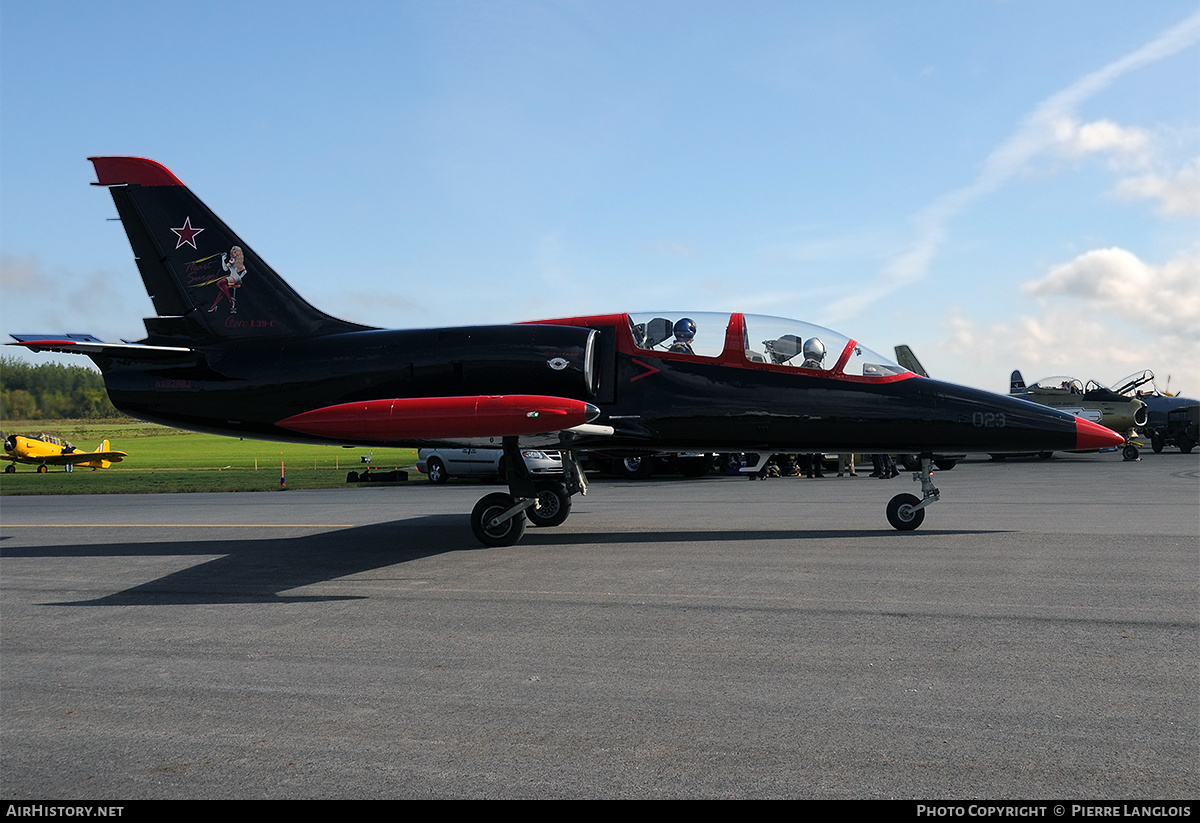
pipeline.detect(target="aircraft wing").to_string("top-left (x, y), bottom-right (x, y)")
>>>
top-left (9, 334), bottom-right (191, 357)
top-left (276, 396), bottom-right (611, 444)
top-left (37, 450), bottom-right (128, 466)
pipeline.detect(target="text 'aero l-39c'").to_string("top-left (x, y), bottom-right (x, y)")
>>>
top-left (11, 157), bottom-right (1124, 546)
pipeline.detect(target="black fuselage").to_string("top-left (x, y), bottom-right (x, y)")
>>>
top-left (93, 318), bottom-right (1081, 456)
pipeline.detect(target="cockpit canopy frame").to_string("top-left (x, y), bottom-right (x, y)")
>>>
top-left (625, 311), bottom-right (910, 381)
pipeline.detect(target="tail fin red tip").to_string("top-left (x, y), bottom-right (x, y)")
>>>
top-left (90, 156), bottom-right (184, 187)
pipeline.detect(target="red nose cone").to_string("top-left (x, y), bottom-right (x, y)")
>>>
top-left (1074, 417), bottom-right (1125, 451)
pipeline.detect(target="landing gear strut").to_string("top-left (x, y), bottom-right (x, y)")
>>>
top-left (469, 437), bottom-right (587, 547)
top-left (887, 455), bottom-right (940, 531)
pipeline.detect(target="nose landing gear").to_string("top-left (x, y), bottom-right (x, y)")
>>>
top-left (887, 455), bottom-right (940, 531)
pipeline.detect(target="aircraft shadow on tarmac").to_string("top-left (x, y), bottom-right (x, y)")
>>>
top-left (4, 516), bottom-right (467, 606)
top-left (2, 517), bottom-right (1007, 607)
top-left (519, 527), bottom-right (1007, 546)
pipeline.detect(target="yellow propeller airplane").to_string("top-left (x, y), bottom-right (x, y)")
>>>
top-left (2, 432), bottom-right (127, 473)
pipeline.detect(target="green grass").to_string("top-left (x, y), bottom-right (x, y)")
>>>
top-left (1, 419), bottom-right (421, 494)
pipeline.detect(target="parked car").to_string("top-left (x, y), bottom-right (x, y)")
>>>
top-left (581, 451), bottom-right (721, 479)
top-left (416, 448), bottom-right (562, 484)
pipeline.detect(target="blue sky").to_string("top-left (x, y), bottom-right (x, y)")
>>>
top-left (2, 1), bottom-right (1198, 395)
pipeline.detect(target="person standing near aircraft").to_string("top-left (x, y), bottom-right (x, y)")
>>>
top-left (805, 453), bottom-right (825, 478)
top-left (870, 454), bottom-right (900, 478)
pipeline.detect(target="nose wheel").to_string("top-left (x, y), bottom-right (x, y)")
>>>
top-left (886, 455), bottom-right (939, 531)
top-left (886, 493), bottom-right (925, 530)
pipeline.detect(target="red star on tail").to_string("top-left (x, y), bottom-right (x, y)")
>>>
top-left (170, 216), bottom-right (204, 249)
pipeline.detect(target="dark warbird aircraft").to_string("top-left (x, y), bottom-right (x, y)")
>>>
top-left (12, 157), bottom-right (1123, 546)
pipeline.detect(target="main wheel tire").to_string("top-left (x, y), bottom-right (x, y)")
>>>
top-left (886, 493), bottom-right (925, 531)
top-left (934, 458), bottom-right (957, 471)
top-left (614, 456), bottom-right (654, 479)
top-left (37, 464), bottom-right (47, 474)
top-left (527, 482), bottom-right (571, 527)
top-left (471, 493), bottom-right (526, 547)
top-left (426, 457), bottom-right (448, 484)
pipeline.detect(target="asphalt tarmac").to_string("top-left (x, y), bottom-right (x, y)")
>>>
top-left (1, 451), bottom-right (1196, 799)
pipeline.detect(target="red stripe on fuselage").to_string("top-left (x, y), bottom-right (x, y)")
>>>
top-left (276, 395), bottom-right (594, 442)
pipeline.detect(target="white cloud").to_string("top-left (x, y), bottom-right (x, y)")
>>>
top-left (828, 10), bottom-right (1200, 323)
top-left (1050, 117), bottom-right (1151, 167)
top-left (937, 247), bottom-right (1200, 392)
top-left (1115, 157), bottom-right (1200, 216)
top-left (1025, 247), bottom-right (1154, 301)
top-left (1024, 247), bottom-right (1200, 338)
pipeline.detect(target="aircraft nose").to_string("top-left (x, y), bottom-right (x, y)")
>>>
top-left (1075, 417), bottom-right (1125, 451)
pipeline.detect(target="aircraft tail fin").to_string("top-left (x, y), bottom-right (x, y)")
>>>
top-left (893, 345), bottom-right (929, 378)
top-left (1010, 370), bottom-right (1026, 393)
top-left (75, 439), bottom-right (119, 469)
top-left (89, 157), bottom-right (371, 342)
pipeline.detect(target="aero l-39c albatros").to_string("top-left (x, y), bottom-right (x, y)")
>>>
top-left (11, 157), bottom-right (1123, 546)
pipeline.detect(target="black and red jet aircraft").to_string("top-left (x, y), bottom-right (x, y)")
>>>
top-left (12, 157), bottom-right (1124, 545)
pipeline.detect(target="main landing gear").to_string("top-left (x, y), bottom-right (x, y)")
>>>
top-left (470, 437), bottom-right (587, 547)
top-left (886, 454), bottom-right (940, 531)
top-left (468, 447), bottom-right (943, 543)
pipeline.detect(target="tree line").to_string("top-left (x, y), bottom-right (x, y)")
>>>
top-left (0, 356), bottom-right (124, 420)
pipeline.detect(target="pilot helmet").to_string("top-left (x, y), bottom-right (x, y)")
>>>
top-left (673, 318), bottom-right (697, 341)
top-left (802, 337), bottom-right (825, 363)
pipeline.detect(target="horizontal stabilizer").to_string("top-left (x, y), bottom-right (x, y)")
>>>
top-left (277, 395), bottom-right (602, 442)
top-left (10, 334), bottom-right (191, 357)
